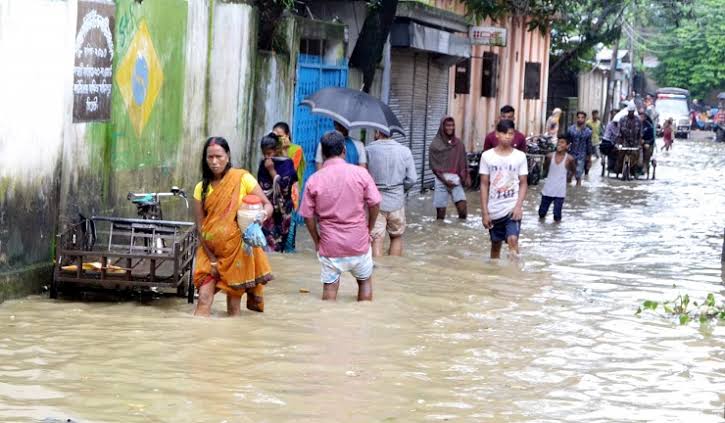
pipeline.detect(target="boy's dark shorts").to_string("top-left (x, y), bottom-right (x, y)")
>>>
top-left (489, 214), bottom-right (521, 242)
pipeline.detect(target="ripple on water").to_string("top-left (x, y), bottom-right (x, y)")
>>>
top-left (0, 136), bottom-right (723, 422)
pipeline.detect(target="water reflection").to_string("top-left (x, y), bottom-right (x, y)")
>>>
top-left (0, 136), bottom-right (723, 422)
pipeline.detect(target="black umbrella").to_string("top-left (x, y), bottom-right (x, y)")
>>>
top-left (301, 87), bottom-right (406, 136)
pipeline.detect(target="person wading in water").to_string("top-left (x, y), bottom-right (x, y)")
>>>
top-left (539, 137), bottom-right (576, 223)
top-left (192, 137), bottom-right (274, 316)
top-left (300, 131), bottom-right (381, 301)
top-left (479, 120), bottom-right (528, 260)
top-left (429, 116), bottom-right (470, 220)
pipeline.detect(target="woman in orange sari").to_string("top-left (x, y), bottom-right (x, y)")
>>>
top-left (192, 137), bottom-right (274, 316)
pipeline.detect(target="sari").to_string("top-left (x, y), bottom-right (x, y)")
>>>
top-left (193, 169), bottom-right (273, 299)
top-left (286, 143), bottom-right (306, 190)
top-left (258, 157), bottom-right (298, 253)
top-left (285, 142), bottom-right (306, 252)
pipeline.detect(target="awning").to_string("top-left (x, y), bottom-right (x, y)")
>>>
top-left (391, 21), bottom-right (471, 63)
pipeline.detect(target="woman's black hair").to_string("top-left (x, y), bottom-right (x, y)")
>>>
top-left (260, 132), bottom-right (280, 152)
top-left (273, 122), bottom-right (291, 140)
top-left (200, 136), bottom-right (231, 210)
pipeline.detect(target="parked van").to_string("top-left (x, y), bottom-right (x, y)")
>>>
top-left (655, 88), bottom-right (691, 139)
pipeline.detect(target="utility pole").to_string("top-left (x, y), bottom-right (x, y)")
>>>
top-left (604, 35), bottom-right (620, 122)
top-left (628, 20), bottom-right (635, 99)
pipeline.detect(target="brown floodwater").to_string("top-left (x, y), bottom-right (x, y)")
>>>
top-left (1, 134), bottom-right (724, 422)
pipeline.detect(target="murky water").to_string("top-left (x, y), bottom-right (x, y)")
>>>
top-left (1, 134), bottom-right (724, 422)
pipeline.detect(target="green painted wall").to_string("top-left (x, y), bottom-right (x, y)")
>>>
top-left (111, 0), bottom-right (188, 172)
top-left (101, 0), bottom-right (190, 220)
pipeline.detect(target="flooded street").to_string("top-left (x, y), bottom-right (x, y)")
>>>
top-left (1, 134), bottom-right (724, 422)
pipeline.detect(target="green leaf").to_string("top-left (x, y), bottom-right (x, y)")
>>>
top-left (679, 314), bottom-right (690, 325)
top-left (643, 300), bottom-right (658, 310)
top-left (706, 293), bottom-right (715, 307)
top-left (699, 314), bottom-right (708, 324)
top-left (635, 307), bottom-right (642, 316)
top-left (663, 305), bottom-right (674, 314)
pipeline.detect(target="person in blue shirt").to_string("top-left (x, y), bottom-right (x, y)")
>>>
top-left (314, 122), bottom-right (367, 170)
top-left (566, 111), bottom-right (593, 187)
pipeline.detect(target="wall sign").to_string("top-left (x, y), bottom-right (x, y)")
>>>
top-left (73, 0), bottom-right (115, 123)
top-left (470, 26), bottom-right (507, 47)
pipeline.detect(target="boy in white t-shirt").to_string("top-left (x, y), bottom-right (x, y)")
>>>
top-left (479, 120), bottom-right (529, 259)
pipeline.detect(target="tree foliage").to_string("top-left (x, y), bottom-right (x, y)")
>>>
top-left (255, 0), bottom-right (296, 52)
top-left (349, 0), bottom-right (400, 93)
top-left (652, 0), bottom-right (725, 99)
top-left (462, 0), bottom-right (564, 34)
top-left (461, 0), bottom-right (692, 74)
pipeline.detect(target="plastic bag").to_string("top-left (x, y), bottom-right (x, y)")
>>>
top-left (242, 221), bottom-right (267, 255)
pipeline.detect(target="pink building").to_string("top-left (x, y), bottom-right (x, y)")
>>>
top-left (430, 1), bottom-right (552, 150)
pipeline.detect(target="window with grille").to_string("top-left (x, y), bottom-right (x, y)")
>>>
top-left (454, 59), bottom-right (471, 95)
top-left (481, 52), bottom-right (498, 98)
top-left (524, 62), bottom-right (541, 100)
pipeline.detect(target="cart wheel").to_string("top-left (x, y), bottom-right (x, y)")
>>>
top-left (50, 279), bottom-right (59, 299)
top-left (177, 278), bottom-right (187, 298)
top-left (187, 276), bottom-right (195, 304)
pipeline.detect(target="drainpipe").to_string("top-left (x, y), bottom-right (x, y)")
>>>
top-left (381, 38), bottom-right (391, 103)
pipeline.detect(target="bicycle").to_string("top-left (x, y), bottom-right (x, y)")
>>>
top-left (126, 186), bottom-right (189, 254)
top-left (614, 146), bottom-right (640, 181)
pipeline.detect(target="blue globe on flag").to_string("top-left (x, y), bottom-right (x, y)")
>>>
top-left (132, 55), bottom-right (149, 106)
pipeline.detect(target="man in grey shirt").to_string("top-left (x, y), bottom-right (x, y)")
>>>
top-left (365, 130), bottom-right (417, 257)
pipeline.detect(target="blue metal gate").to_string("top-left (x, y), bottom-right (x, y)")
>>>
top-left (292, 54), bottom-right (348, 184)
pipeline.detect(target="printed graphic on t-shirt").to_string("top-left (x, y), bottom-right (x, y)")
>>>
top-left (489, 164), bottom-right (520, 201)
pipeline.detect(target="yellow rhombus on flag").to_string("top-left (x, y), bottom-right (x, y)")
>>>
top-left (116, 21), bottom-right (164, 137)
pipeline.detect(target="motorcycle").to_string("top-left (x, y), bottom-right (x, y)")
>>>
top-left (525, 135), bottom-right (556, 186)
top-left (467, 151), bottom-right (482, 190)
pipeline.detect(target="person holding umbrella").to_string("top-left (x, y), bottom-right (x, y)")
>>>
top-left (315, 122), bottom-right (367, 170)
top-left (366, 129), bottom-right (417, 257)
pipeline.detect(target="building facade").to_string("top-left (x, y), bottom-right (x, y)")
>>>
top-left (428, 1), bottom-right (552, 150)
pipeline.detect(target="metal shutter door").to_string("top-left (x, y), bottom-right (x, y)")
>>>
top-left (389, 50), bottom-right (424, 192)
top-left (422, 59), bottom-right (450, 190)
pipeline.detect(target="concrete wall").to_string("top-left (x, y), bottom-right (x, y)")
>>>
top-left (0, 0), bottom-right (260, 303)
top-left (208, 1), bottom-right (257, 170)
top-left (0, 0), bottom-right (76, 300)
top-left (307, 0), bottom-right (367, 60)
top-left (251, 16), bottom-right (299, 169)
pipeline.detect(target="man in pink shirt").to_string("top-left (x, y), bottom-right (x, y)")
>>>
top-left (300, 131), bottom-right (381, 301)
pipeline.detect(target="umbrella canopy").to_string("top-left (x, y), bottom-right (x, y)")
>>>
top-left (301, 87), bottom-right (406, 137)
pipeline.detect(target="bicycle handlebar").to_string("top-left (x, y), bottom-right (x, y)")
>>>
top-left (127, 186), bottom-right (189, 208)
